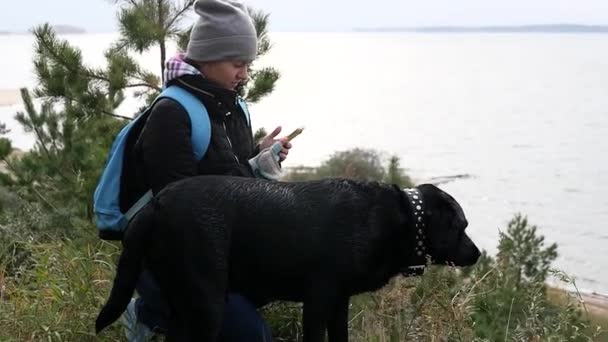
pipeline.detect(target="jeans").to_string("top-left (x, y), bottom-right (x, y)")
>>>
top-left (135, 269), bottom-right (272, 341)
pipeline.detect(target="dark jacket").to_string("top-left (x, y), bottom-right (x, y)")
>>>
top-left (119, 74), bottom-right (257, 213)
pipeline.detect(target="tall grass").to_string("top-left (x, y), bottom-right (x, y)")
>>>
top-left (0, 233), bottom-right (123, 341)
top-left (0, 200), bottom-right (606, 341)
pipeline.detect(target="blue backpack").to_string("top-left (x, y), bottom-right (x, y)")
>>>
top-left (93, 85), bottom-right (250, 240)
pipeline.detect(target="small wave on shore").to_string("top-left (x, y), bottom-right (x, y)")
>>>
top-left (426, 174), bottom-right (475, 185)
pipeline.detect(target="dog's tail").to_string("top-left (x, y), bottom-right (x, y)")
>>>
top-left (95, 201), bottom-right (156, 334)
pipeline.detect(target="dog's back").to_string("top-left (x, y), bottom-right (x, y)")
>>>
top-left (149, 176), bottom-right (405, 302)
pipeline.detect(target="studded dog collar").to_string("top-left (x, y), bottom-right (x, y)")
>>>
top-left (402, 188), bottom-right (428, 275)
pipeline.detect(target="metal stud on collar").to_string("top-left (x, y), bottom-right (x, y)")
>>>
top-left (403, 188), bottom-right (426, 257)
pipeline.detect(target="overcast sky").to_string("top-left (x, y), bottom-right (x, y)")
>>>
top-left (2, 0), bottom-right (608, 32)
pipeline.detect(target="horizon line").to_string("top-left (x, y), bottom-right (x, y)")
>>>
top-left (4, 23), bottom-right (608, 35)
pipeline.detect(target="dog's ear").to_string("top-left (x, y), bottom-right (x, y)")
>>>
top-left (438, 188), bottom-right (468, 231)
top-left (417, 183), bottom-right (440, 195)
top-left (416, 184), bottom-right (439, 214)
top-left (418, 184), bottom-right (467, 230)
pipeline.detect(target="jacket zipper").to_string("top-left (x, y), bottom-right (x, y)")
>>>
top-left (222, 120), bottom-right (240, 163)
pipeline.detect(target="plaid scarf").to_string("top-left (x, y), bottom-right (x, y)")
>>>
top-left (163, 53), bottom-right (202, 87)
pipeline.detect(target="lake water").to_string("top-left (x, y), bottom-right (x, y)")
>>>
top-left (1, 32), bottom-right (607, 294)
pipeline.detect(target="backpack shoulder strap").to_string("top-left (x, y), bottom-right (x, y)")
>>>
top-left (159, 86), bottom-right (210, 161)
top-left (237, 97), bottom-right (251, 127)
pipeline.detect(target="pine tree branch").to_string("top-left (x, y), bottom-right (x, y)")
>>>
top-left (113, 0), bottom-right (138, 7)
top-left (86, 69), bottom-right (112, 83)
top-left (36, 34), bottom-right (121, 93)
top-left (37, 90), bottom-right (133, 121)
top-left (125, 82), bottom-right (159, 89)
top-left (16, 90), bottom-right (76, 184)
top-left (101, 109), bottom-right (132, 120)
top-left (111, 40), bottom-right (130, 52)
top-left (165, 0), bottom-right (195, 33)
top-left (31, 185), bottom-right (60, 212)
top-left (92, 69), bottom-right (160, 90)
top-left (36, 29), bottom-right (95, 82)
top-left (19, 89), bottom-right (53, 162)
top-left (176, 27), bottom-right (192, 53)
top-left (51, 127), bottom-right (61, 155)
top-left (1, 156), bottom-right (18, 177)
top-left (245, 67), bottom-right (280, 103)
top-left (36, 29), bottom-right (160, 94)
top-left (69, 96), bottom-right (133, 120)
top-left (249, 8), bottom-right (272, 57)
top-left (41, 103), bottom-right (61, 157)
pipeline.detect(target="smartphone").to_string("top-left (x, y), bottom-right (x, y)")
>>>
top-left (286, 127), bottom-right (304, 141)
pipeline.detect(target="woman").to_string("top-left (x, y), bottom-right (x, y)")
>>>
top-left (120, 0), bottom-right (291, 340)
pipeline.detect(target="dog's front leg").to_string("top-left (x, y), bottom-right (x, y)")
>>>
top-left (327, 296), bottom-right (349, 342)
top-left (302, 281), bottom-right (342, 342)
top-left (303, 298), bottom-right (331, 342)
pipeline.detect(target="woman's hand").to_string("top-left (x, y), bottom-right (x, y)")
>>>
top-left (260, 126), bottom-right (292, 162)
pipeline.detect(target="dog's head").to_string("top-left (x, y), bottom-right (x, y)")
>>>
top-left (406, 184), bottom-right (480, 267)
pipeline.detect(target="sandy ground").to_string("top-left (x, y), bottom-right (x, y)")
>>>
top-left (580, 292), bottom-right (608, 318)
top-left (0, 89), bottom-right (20, 106)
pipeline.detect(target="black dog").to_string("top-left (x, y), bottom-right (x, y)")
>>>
top-left (96, 176), bottom-right (480, 341)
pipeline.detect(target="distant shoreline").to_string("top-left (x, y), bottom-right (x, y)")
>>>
top-left (0, 25), bottom-right (86, 35)
top-left (355, 24), bottom-right (608, 33)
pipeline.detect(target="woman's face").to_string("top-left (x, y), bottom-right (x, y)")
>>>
top-left (200, 60), bottom-right (250, 90)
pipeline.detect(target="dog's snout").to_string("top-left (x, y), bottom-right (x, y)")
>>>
top-left (471, 244), bottom-right (481, 262)
top-left (452, 233), bottom-right (481, 266)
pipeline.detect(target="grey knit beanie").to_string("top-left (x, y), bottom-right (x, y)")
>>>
top-left (186, 0), bottom-right (258, 63)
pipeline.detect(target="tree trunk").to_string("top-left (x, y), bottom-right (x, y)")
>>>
top-left (158, 0), bottom-right (166, 84)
